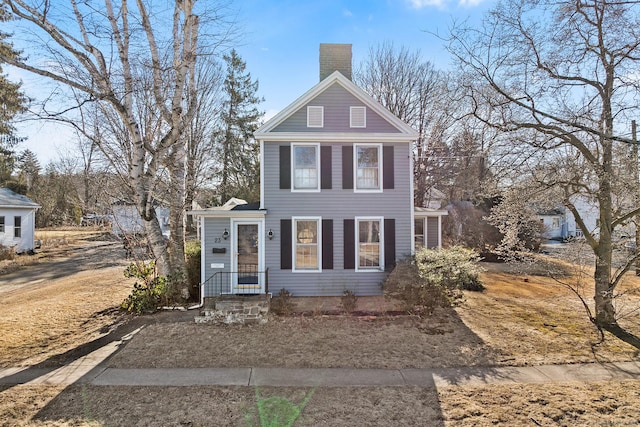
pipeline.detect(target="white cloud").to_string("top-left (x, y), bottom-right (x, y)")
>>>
top-left (458, 0), bottom-right (485, 6)
top-left (343, 9), bottom-right (353, 17)
top-left (408, 0), bottom-right (446, 9)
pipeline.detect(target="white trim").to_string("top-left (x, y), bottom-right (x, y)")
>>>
top-left (350, 106), bottom-right (366, 128)
top-left (291, 142), bottom-right (321, 192)
top-left (410, 150), bottom-right (416, 255)
top-left (353, 143), bottom-right (383, 193)
top-left (259, 139), bottom-right (265, 210)
top-left (307, 106), bottom-right (324, 128)
top-left (255, 71), bottom-right (418, 138)
top-left (189, 210), bottom-right (266, 218)
top-left (292, 216), bottom-right (322, 273)
top-left (200, 216), bottom-right (206, 306)
top-left (355, 216), bottom-right (384, 272)
top-left (231, 219), bottom-right (265, 294)
top-left (257, 133), bottom-right (416, 143)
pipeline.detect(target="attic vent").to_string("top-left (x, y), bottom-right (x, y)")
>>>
top-left (350, 106), bottom-right (366, 128)
top-left (307, 106), bottom-right (324, 128)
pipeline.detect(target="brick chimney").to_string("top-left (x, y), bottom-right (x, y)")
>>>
top-left (319, 43), bottom-right (352, 81)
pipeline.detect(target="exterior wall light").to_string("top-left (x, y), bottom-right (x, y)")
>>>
top-left (222, 228), bottom-right (229, 240)
top-left (267, 229), bottom-right (274, 240)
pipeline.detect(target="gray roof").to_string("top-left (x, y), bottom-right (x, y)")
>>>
top-left (0, 188), bottom-right (40, 209)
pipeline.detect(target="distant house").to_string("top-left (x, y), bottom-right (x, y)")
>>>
top-left (0, 188), bottom-right (40, 253)
top-left (536, 195), bottom-right (604, 240)
top-left (111, 200), bottom-right (170, 237)
top-left (191, 44), bottom-right (447, 298)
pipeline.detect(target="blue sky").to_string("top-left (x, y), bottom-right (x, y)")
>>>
top-left (8, 0), bottom-right (495, 164)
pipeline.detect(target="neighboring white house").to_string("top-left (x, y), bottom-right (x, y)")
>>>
top-left (0, 188), bottom-right (40, 253)
top-left (111, 200), bottom-right (170, 237)
top-left (536, 195), bottom-right (603, 240)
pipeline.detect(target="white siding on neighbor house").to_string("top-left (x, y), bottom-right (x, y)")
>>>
top-left (0, 208), bottom-right (37, 252)
top-left (111, 205), bottom-right (171, 237)
top-left (272, 83), bottom-right (401, 134)
top-left (263, 141), bottom-right (412, 296)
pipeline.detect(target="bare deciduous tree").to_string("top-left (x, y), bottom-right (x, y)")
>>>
top-left (447, 0), bottom-right (640, 335)
top-left (1, 0), bottom-right (233, 280)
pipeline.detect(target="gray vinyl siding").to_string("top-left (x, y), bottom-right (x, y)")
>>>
top-left (426, 217), bottom-right (439, 249)
top-left (202, 217), bottom-right (233, 294)
top-left (263, 141), bottom-right (412, 296)
top-left (272, 83), bottom-right (401, 134)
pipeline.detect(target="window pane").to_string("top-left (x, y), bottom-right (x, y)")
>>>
top-left (0, 216), bottom-right (4, 233)
top-left (293, 146), bottom-right (318, 189)
top-left (295, 220), bottom-right (318, 270)
top-left (414, 218), bottom-right (424, 248)
top-left (14, 216), bottom-right (21, 238)
top-left (356, 146), bottom-right (379, 189)
top-left (357, 147), bottom-right (378, 168)
top-left (358, 220), bottom-right (380, 268)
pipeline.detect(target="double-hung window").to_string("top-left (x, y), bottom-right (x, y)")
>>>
top-left (14, 216), bottom-right (21, 238)
top-left (293, 217), bottom-right (321, 271)
top-left (355, 144), bottom-right (382, 191)
top-left (356, 217), bottom-right (383, 270)
top-left (0, 216), bottom-right (4, 233)
top-left (292, 143), bottom-right (320, 191)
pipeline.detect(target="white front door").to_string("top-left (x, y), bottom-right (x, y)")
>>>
top-left (232, 220), bottom-right (264, 293)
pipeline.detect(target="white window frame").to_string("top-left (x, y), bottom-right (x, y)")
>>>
top-left (292, 216), bottom-right (322, 273)
top-left (350, 106), bottom-right (366, 128)
top-left (14, 216), bottom-right (21, 239)
top-left (354, 143), bottom-right (383, 192)
top-left (307, 106), bottom-right (324, 128)
top-left (291, 143), bottom-right (320, 192)
top-left (355, 216), bottom-right (384, 272)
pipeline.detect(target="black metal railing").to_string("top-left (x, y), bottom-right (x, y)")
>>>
top-left (201, 265), bottom-right (269, 298)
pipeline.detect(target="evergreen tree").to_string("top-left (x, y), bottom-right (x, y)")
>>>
top-left (0, 5), bottom-right (27, 136)
top-left (17, 148), bottom-right (40, 191)
top-left (214, 49), bottom-right (263, 203)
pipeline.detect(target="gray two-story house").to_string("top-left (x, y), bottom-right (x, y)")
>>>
top-left (192, 44), bottom-right (446, 298)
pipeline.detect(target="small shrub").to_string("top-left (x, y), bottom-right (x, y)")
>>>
top-left (384, 246), bottom-right (484, 317)
top-left (121, 261), bottom-right (170, 314)
top-left (0, 245), bottom-right (15, 261)
top-left (270, 288), bottom-right (296, 316)
top-left (340, 290), bottom-right (358, 314)
top-left (185, 240), bottom-right (201, 300)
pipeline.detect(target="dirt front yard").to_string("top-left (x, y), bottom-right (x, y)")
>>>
top-left (1, 232), bottom-right (639, 426)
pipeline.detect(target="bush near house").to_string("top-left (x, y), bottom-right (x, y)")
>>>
top-left (384, 246), bottom-right (484, 316)
top-left (185, 240), bottom-right (201, 301)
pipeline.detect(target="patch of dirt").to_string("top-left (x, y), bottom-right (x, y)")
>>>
top-left (1, 229), bottom-right (640, 426)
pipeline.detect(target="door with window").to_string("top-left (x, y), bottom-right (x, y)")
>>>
top-left (232, 221), bottom-right (263, 293)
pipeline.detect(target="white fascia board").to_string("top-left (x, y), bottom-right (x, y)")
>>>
top-left (414, 209), bottom-right (449, 217)
top-left (257, 133), bottom-right (417, 143)
top-left (188, 210), bottom-right (267, 219)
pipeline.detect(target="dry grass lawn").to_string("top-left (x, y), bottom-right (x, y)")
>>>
top-left (0, 232), bottom-right (639, 426)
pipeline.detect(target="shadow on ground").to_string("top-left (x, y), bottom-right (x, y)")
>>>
top-left (22, 305), bottom-right (508, 426)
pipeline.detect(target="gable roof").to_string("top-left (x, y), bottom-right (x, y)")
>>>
top-left (254, 71), bottom-right (418, 142)
top-left (0, 188), bottom-right (40, 209)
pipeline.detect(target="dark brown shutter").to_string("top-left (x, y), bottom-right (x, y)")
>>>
top-left (384, 218), bottom-right (396, 270)
top-left (342, 145), bottom-right (353, 189)
top-left (279, 146), bottom-right (291, 189)
top-left (321, 146), bottom-right (332, 189)
top-left (383, 145), bottom-right (394, 189)
top-left (343, 219), bottom-right (355, 269)
top-left (322, 219), bottom-right (333, 269)
top-left (280, 219), bottom-right (292, 269)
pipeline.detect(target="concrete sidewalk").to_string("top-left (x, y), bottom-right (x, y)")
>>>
top-left (1, 324), bottom-right (639, 389)
top-left (2, 361), bottom-right (639, 388)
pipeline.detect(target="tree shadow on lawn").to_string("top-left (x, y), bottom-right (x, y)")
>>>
top-left (23, 306), bottom-right (508, 426)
